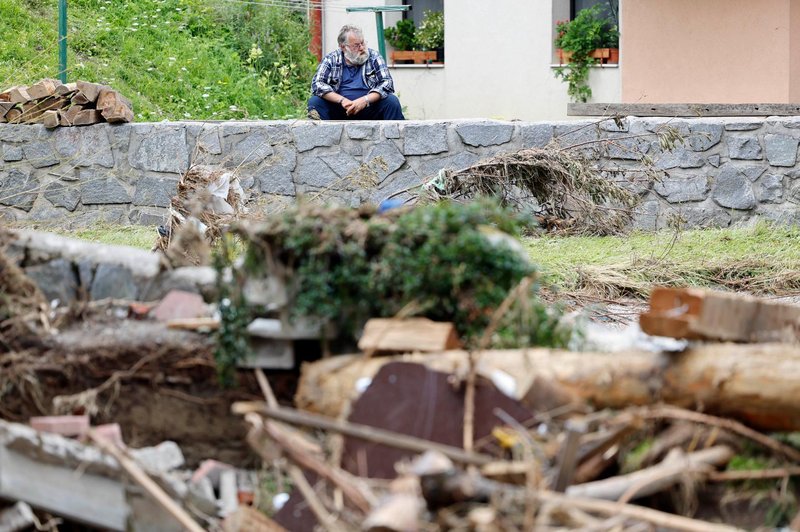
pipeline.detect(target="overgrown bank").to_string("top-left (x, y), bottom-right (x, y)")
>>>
top-left (1, 0), bottom-right (316, 120)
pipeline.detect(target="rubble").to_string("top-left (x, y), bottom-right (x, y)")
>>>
top-left (4, 210), bottom-right (800, 529)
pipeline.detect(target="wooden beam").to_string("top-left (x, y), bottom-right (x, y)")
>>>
top-left (568, 102), bottom-right (800, 117)
top-left (233, 401), bottom-right (495, 467)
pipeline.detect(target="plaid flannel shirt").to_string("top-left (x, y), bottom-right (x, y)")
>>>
top-left (311, 48), bottom-right (395, 100)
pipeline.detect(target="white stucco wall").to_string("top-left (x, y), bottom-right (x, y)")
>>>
top-left (320, 0), bottom-right (620, 120)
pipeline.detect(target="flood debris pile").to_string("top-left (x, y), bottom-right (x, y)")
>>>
top-left (416, 147), bottom-right (638, 236)
top-left (4, 198), bottom-right (800, 529)
top-left (155, 165), bottom-right (248, 267)
top-left (217, 199), bottom-right (575, 377)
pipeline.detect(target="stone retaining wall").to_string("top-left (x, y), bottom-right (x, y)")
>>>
top-left (2, 117), bottom-right (800, 230)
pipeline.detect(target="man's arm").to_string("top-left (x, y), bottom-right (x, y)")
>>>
top-left (369, 53), bottom-right (395, 99)
top-left (311, 55), bottom-right (337, 97)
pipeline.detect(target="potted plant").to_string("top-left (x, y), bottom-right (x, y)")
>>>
top-left (554, 5), bottom-right (619, 102)
top-left (384, 17), bottom-right (436, 64)
top-left (416, 10), bottom-right (444, 62)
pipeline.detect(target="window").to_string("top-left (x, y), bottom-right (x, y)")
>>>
top-left (386, 0), bottom-right (444, 65)
top-left (572, 0), bottom-right (618, 25)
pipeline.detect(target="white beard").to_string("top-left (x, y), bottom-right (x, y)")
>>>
top-left (344, 48), bottom-right (368, 66)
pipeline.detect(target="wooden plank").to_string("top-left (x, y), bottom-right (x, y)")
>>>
top-left (0, 447), bottom-right (128, 531)
top-left (639, 287), bottom-right (800, 342)
top-left (358, 317), bottom-right (461, 353)
top-left (568, 102), bottom-right (800, 117)
top-left (88, 430), bottom-right (205, 532)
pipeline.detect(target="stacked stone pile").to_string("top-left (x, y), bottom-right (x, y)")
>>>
top-left (0, 79), bottom-right (133, 128)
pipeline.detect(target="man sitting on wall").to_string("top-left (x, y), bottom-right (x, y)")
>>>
top-left (308, 24), bottom-right (405, 120)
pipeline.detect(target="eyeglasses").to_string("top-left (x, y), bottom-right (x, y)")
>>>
top-left (345, 40), bottom-right (367, 50)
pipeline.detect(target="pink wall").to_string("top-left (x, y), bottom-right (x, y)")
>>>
top-left (622, 0), bottom-right (795, 103)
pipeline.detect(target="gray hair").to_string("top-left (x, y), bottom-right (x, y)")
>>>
top-left (337, 25), bottom-right (363, 47)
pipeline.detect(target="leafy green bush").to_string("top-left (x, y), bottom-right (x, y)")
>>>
top-left (553, 5), bottom-right (619, 102)
top-left (235, 199), bottom-right (575, 348)
top-left (384, 19), bottom-right (417, 50)
top-left (416, 10), bottom-right (444, 51)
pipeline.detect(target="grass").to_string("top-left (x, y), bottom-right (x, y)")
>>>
top-left (41, 219), bottom-right (800, 300)
top-left (526, 220), bottom-right (800, 298)
top-left (56, 224), bottom-right (156, 249)
top-left (0, 0), bottom-right (317, 120)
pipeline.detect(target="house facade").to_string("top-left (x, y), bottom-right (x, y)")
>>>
top-left (319, 0), bottom-right (800, 120)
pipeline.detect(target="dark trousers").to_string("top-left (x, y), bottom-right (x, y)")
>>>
top-left (307, 94), bottom-right (405, 120)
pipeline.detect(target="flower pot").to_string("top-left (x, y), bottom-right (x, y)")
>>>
top-left (557, 48), bottom-right (573, 64)
top-left (390, 50), bottom-right (437, 65)
top-left (590, 48), bottom-right (619, 64)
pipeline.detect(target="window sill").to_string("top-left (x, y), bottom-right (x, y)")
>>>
top-left (549, 63), bottom-right (618, 69)
top-left (389, 63), bottom-right (445, 69)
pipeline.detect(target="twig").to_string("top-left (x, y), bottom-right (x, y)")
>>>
top-left (635, 405), bottom-right (800, 462)
top-left (256, 413), bottom-right (374, 514)
top-left (88, 430), bottom-right (204, 532)
top-left (536, 490), bottom-right (740, 532)
top-left (233, 401), bottom-right (494, 467)
top-left (288, 465), bottom-right (347, 532)
top-left (255, 368), bottom-right (278, 408)
top-left (708, 467), bottom-right (800, 482)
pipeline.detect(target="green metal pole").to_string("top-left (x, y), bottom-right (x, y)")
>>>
top-left (375, 12), bottom-right (386, 61)
top-left (58, 0), bottom-right (67, 83)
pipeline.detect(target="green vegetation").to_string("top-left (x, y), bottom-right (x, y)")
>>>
top-left (0, 0), bottom-right (317, 120)
top-left (554, 4), bottom-right (619, 102)
top-left (238, 199), bottom-right (571, 346)
top-left (48, 219), bottom-right (800, 300)
top-left (526, 221), bottom-right (800, 297)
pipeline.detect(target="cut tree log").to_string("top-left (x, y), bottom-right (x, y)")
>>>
top-left (71, 92), bottom-right (91, 106)
top-left (358, 317), bottom-right (461, 353)
top-left (76, 80), bottom-right (108, 103)
top-left (43, 110), bottom-right (60, 129)
top-left (296, 344), bottom-right (800, 432)
top-left (97, 88), bottom-right (133, 111)
top-left (61, 105), bottom-right (84, 126)
top-left (26, 79), bottom-right (58, 100)
top-left (55, 82), bottom-right (77, 96)
top-left (72, 109), bottom-right (103, 126)
top-left (101, 101), bottom-right (135, 123)
top-left (6, 86), bottom-right (32, 104)
top-left (0, 101), bottom-right (15, 119)
top-left (5, 107), bottom-right (22, 123)
top-left (640, 287), bottom-right (800, 342)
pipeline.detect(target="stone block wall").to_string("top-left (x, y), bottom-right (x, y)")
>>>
top-left (2, 117), bottom-right (800, 230)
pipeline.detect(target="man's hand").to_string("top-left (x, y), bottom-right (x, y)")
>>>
top-left (343, 96), bottom-right (368, 116)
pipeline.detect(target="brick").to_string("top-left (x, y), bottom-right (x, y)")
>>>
top-left (152, 289), bottom-right (208, 322)
top-left (92, 423), bottom-right (125, 448)
top-left (29, 415), bottom-right (89, 437)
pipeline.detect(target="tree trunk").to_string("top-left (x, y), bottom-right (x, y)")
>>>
top-left (296, 344), bottom-right (800, 431)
